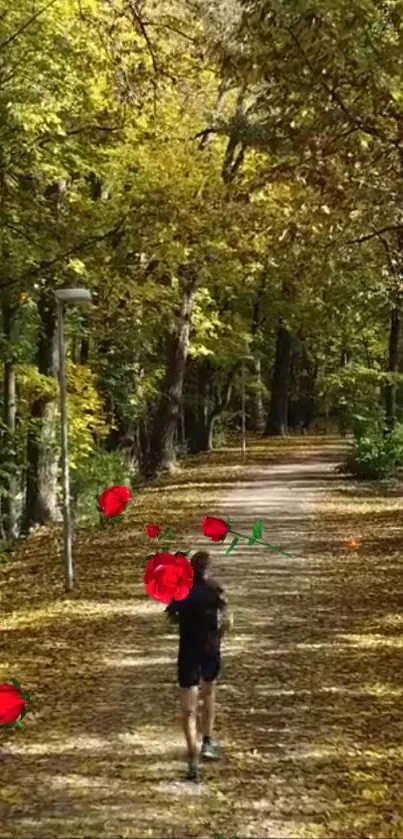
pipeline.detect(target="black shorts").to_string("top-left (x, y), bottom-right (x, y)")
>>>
top-left (178, 649), bottom-right (221, 688)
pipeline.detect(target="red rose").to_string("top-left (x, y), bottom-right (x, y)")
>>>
top-left (0, 683), bottom-right (29, 726)
top-left (201, 516), bottom-right (229, 542)
top-left (146, 523), bottom-right (161, 539)
top-left (144, 551), bottom-right (194, 604)
top-left (98, 485), bottom-right (131, 518)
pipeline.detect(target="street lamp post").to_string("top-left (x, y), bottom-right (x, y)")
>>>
top-left (241, 354), bottom-right (254, 462)
top-left (55, 288), bottom-right (92, 592)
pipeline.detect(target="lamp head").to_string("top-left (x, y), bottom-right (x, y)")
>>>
top-left (54, 288), bottom-right (92, 305)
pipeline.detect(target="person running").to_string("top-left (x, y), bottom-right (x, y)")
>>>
top-left (165, 550), bottom-right (232, 782)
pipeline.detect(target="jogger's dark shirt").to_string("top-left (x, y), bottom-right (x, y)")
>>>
top-left (165, 577), bottom-right (226, 657)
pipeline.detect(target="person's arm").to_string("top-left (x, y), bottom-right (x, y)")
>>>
top-left (221, 604), bottom-right (234, 635)
top-left (217, 590), bottom-right (233, 636)
top-left (165, 600), bottom-right (180, 625)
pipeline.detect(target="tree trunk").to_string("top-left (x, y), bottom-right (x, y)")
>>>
top-left (287, 341), bottom-right (301, 431)
top-left (384, 300), bottom-right (402, 434)
top-left (249, 272), bottom-right (267, 433)
top-left (265, 325), bottom-right (293, 436)
top-left (287, 341), bottom-right (318, 433)
top-left (80, 335), bottom-right (89, 364)
top-left (249, 358), bottom-right (265, 432)
top-left (188, 413), bottom-right (216, 454)
top-left (186, 359), bottom-right (213, 454)
top-left (143, 276), bottom-right (197, 478)
top-left (2, 301), bottom-right (18, 539)
top-left (265, 269), bottom-right (295, 437)
top-left (301, 358), bottom-right (318, 432)
top-left (25, 290), bottom-right (60, 528)
top-left (185, 360), bottom-right (234, 454)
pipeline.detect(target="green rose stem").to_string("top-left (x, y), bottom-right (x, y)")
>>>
top-left (227, 529), bottom-right (292, 558)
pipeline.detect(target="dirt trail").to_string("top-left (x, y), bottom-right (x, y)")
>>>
top-left (208, 451), bottom-right (343, 838)
top-left (1, 442), bottom-right (360, 839)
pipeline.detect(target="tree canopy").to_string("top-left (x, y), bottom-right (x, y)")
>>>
top-left (1, 0), bottom-right (402, 538)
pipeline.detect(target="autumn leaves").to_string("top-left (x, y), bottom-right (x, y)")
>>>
top-left (143, 515), bottom-right (292, 604)
top-left (98, 486), bottom-right (292, 604)
top-left (97, 484), bottom-right (292, 604)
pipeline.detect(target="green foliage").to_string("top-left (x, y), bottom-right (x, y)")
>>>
top-left (12, 362), bottom-right (107, 475)
top-left (1, 0), bottom-right (402, 521)
top-left (321, 364), bottom-right (391, 436)
top-left (0, 419), bottom-right (18, 497)
top-left (343, 425), bottom-right (403, 480)
top-left (17, 365), bottom-right (57, 404)
top-left (66, 363), bottom-right (110, 470)
top-left (72, 450), bottom-right (137, 520)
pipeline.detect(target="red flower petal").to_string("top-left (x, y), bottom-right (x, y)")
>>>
top-left (98, 485), bottom-right (131, 518)
top-left (201, 516), bottom-right (229, 542)
top-left (144, 552), bottom-right (194, 604)
top-left (146, 523), bottom-right (161, 538)
top-left (113, 486), bottom-right (131, 503)
top-left (0, 685), bottom-right (27, 725)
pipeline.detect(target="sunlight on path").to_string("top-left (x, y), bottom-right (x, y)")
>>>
top-left (6, 440), bottom-right (401, 839)
top-left (208, 458), bottom-right (336, 838)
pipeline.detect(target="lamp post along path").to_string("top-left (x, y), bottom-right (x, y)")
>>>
top-left (57, 299), bottom-right (73, 591)
top-left (55, 288), bottom-right (92, 592)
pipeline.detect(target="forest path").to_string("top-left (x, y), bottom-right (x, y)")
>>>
top-left (210, 446), bottom-right (342, 838)
top-left (5, 438), bottom-right (398, 839)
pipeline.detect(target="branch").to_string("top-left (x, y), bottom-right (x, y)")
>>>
top-left (193, 127), bottom-right (219, 141)
top-left (142, 19), bottom-right (197, 43)
top-left (346, 224), bottom-right (403, 245)
top-left (10, 122), bottom-right (125, 166)
top-left (129, 2), bottom-right (158, 73)
top-left (198, 79), bottom-right (232, 151)
top-left (0, 213), bottom-right (130, 293)
top-left (3, 222), bottom-right (40, 248)
top-left (371, 226), bottom-right (397, 276)
top-left (213, 368), bottom-right (237, 416)
top-left (229, 143), bottom-right (246, 181)
top-left (0, 0), bottom-right (58, 52)
top-left (125, 0), bottom-right (158, 115)
top-left (284, 24), bottom-right (397, 146)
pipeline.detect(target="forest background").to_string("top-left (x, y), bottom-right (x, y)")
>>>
top-left (1, 0), bottom-right (403, 544)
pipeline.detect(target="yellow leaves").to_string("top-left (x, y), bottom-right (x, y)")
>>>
top-left (361, 785), bottom-right (390, 802)
top-left (359, 134), bottom-right (371, 149)
top-left (16, 364), bottom-right (57, 405)
top-left (67, 258), bottom-right (87, 277)
top-left (4, 438), bottom-right (403, 838)
top-left (189, 287), bottom-right (222, 356)
top-left (0, 788), bottom-right (25, 805)
top-left (391, 87), bottom-right (403, 102)
top-left (66, 362), bottom-right (110, 468)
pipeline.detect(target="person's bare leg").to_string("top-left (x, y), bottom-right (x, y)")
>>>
top-left (200, 680), bottom-right (220, 760)
top-left (180, 686), bottom-right (199, 761)
top-left (197, 695), bottom-right (203, 736)
top-left (200, 679), bottom-right (215, 738)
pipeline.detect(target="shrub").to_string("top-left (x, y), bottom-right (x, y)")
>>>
top-left (342, 424), bottom-right (403, 479)
top-left (71, 450), bottom-right (139, 521)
